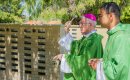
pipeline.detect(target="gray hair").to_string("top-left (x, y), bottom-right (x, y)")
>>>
top-left (85, 17), bottom-right (97, 27)
top-left (81, 16), bottom-right (97, 27)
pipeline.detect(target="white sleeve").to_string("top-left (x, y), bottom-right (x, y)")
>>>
top-left (96, 59), bottom-right (106, 80)
top-left (59, 33), bottom-right (73, 73)
top-left (58, 33), bottom-right (73, 52)
top-left (60, 54), bottom-right (72, 73)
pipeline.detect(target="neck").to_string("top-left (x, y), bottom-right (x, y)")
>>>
top-left (83, 29), bottom-right (96, 35)
top-left (107, 19), bottom-right (120, 30)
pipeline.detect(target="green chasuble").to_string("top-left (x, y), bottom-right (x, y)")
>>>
top-left (103, 23), bottom-right (130, 80)
top-left (65, 33), bottom-right (103, 80)
top-left (122, 24), bottom-right (130, 34)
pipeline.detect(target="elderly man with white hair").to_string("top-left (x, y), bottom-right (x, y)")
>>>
top-left (54, 13), bottom-right (103, 80)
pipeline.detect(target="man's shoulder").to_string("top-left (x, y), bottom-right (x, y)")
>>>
top-left (121, 23), bottom-right (130, 26)
top-left (93, 33), bottom-right (103, 39)
top-left (112, 31), bottom-right (130, 41)
top-left (120, 23), bottom-right (130, 29)
top-left (86, 33), bottom-right (103, 42)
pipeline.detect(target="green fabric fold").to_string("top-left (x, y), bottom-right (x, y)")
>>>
top-left (65, 33), bottom-right (103, 80)
top-left (103, 23), bottom-right (130, 80)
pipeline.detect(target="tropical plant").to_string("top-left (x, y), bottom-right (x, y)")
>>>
top-left (0, 0), bottom-right (130, 23)
top-left (0, 0), bottom-right (23, 23)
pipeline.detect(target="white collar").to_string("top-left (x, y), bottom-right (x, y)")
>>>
top-left (84, 30), bottom-right (97, 38)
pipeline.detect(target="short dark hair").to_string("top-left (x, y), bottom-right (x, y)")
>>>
top-left (100, 2), bottom-right (120, 19)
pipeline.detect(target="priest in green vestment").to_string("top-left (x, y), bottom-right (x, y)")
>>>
top-left (89, 2), bottom-right (130, 80)
top-left (54, 13), bottom-right (103, 80)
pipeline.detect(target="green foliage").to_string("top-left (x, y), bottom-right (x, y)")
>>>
top-left (0, 0), bottom-right (23, 23)
top-left (0, 10), bottom-right (23, 23)
top-left (40, 7), bottom-right (67, 21)
top-left (120, 1), bottom-right (130, 23)
top-left (121, 6), bottom-right (130, 23)
top-left (25, 0), bottom-right (44, 20)
top-left (61, 0), bottom-right (130, 24)
top-left (0, 0), bottom-right (130, 24)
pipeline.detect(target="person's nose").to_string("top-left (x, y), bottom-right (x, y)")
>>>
top-left (79, 24), bottom-right (82, 28)
top-left (79, 25), bottom-right (83, 28)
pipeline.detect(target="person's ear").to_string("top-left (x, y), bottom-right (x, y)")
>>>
top-left (109, 13), bottom-right (113, 20)
top-left (89, 23), bottom-right (92, 27)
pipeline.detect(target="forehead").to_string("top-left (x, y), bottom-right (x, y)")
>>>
top-left (81, 17), bottom-right (87, 22)
top-left (99, 8), bottom-right (107, 14)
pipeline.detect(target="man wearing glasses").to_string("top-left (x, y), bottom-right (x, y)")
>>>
top-left (54, 13), bottom-right (103, 80)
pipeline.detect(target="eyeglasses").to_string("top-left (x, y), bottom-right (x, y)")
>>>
top-left (79, 21), bottom-right (90, 27)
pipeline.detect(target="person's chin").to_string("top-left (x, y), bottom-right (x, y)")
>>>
top-left (81, 32), bottom-right (85, 35)
top-left (101, 26), bottom-right (105, 28)
top-left (100, 24), bottom-right (107, 28)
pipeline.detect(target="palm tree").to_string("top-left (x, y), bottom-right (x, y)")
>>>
top-left (21, 0), bottom-right (44, 20)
